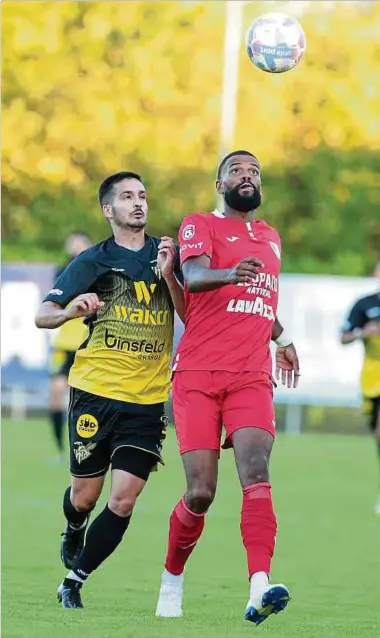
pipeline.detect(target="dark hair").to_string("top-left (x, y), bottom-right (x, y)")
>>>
top-left (217, 150), bottom-right (258, 180)
top-left (98, 171), bottom-right (143, 207)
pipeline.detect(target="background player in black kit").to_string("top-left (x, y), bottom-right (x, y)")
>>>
top-left (35, 171), bottom-right (184, 608)
top-left (341, 259), bottom-right (380, 514)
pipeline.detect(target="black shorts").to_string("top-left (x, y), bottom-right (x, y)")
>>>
top-left (68, 388), bottom-right (168, 478)
top-left (51, 349), bottom-right (76, 378)
top-left (364, 397), bottom-right (380, 431)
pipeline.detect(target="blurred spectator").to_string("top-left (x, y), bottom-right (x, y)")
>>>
top-left (49, 233), bottom-right (92, 460)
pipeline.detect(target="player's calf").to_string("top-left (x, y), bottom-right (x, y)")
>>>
top-left (61, 484), bottom-right (100, 569)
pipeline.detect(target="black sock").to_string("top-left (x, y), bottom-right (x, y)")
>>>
top-left (50, 410), bottom-right (65, 452)
top-left (63, 486), bottom-right (92, 530)
top-left (71, 505), bottom-right (131, 579)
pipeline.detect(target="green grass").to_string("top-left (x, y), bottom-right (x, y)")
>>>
top-left (2, 419), bottom-right (380, 638)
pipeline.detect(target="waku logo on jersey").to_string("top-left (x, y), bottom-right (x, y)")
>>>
top-left (114, 305), bottom-right (169, 325)
top-left (134, 281), bottom-right (157, 305)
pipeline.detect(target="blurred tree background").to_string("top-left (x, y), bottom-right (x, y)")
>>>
top-left (2, 1), bottom-right (380, 273)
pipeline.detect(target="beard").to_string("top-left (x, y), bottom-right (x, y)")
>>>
top-left (112, 207), bottom-right (147, 230)
top-left (224, 183), bottom-right (261, 213)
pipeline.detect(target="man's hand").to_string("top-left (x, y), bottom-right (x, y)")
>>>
top-left (362, 320), bottom-right (380, 338)
top-left (65, 293), bottom-right (104, 319)
top-left (228, 256), bottom-right (264, 284)
top-left (158, 236), bottom-right (177, 281)
top-left (275, 343), bottom-right (300, 388)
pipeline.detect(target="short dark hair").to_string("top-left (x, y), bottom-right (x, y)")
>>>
top-left (217, 150), bottom-right (258, 180)
top-left (98, 171), bottom-right (143, 207)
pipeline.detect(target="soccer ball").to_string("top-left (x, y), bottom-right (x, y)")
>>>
top-left (246, 12), bottom-right (306, 73)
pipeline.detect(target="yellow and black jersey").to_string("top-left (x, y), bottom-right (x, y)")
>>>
top-left (44, 236), bottom-right (182, 404)
top-left (51, 263), bottom-right (88, 352)
top-left (342, 293), bottom-right (380, 398)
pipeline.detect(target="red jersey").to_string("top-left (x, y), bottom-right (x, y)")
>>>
top-left (173, 210), bottom-right (282, 374)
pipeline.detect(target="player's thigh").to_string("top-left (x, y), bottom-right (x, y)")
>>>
top-left (68, 388), bottom-right (113, 479)
top-left (222, 372), bottom-right (276, 444)
top-left (110, 400), bottom-right (168, 481)
top-left (70, 474), bottom-right (105, 511)
top-left (109, 450), bottom-right (157, 516)
top-left (172, 371), bottom-right (223, 454)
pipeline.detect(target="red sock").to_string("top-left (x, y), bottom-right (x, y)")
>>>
top-left (241, 482), bottom-right (277, 578)
top-left (164, 497), bottom-right (206, 575)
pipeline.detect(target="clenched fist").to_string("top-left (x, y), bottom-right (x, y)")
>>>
top-left (65, 293), bottom-right (104, 319)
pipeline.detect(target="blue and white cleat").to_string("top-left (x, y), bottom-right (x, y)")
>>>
top-left (245, 584), bottom-right (290, 625)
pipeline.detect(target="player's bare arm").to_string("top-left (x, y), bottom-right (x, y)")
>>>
top-left (158, 236), bottom-right (185, 323)
top-left (182, 254), bottom-right (264, 293)
top-left (341, 320), bottom-right (380, 345)
top-left (35, 294), bottom-right (104, 329)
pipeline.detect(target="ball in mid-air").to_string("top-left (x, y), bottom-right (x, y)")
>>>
top-left (246, 12), bottom-right (306, 73)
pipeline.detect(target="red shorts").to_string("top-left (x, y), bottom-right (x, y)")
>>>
top-left (172, 370), bottom-right (276, 455)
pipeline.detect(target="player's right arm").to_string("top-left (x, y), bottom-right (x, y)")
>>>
top-left (35, 254), bottom-right (101, 329)
top-left (340, 298), bottom-right (379, 344)
top-left (179, 214), bottom-right (263, 293)
top-left (35, 294), bottom-right (104, 329)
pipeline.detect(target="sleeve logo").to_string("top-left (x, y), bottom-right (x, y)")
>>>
top-left (48, 288), bottom-right (63, 296)
top-left (182, 224), bottom-right (195, 240)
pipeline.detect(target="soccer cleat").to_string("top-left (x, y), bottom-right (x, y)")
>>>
top-left (60, 523), bottom-right (87, 569)
top-left (245, 584), bottom-right (290, 625)
top-left (155, 574), bottom-right (184, 618)
top-left (57, 581), bottom-right (84, 609)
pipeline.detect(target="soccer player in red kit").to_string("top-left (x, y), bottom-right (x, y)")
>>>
top-left (156, 150), bottom-right (300, 625)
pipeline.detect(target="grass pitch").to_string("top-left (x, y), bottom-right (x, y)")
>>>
top-left (2, 418), bottom-right (380, 637)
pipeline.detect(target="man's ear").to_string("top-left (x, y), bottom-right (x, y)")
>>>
top-left (102, 204), bottom-right (112, 221)
top-left (216, 179), bottom-right (224, 195)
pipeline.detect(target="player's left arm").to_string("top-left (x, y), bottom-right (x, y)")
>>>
top-left (158, 236), bottom-right (185, 323)
top-left (272, 317), bottom-right (300, 389)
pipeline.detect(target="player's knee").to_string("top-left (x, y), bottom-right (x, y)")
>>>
top-left (186, 485), bottom-right (216, 514)
top-left (71, 483), bottom-right (100, 512)
top-left (108, 493), bottom-right (136, 518)
top-left (241, 453), bottom-right (270, 485)
top-left (71, 491), bottom-right (98, 512)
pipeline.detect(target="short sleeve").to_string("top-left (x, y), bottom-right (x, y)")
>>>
top-left (179, 214), bottom-right (213, 266)
top-left (44, 254), bottom-right (98, 308)
top-left (341, 300), bottom-right (366, 332)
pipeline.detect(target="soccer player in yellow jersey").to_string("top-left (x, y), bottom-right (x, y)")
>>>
top-left (35, 171), bottom-right (184, 608)
top-left (50, 233), bottom-right (92, 459)
top-left (341, 260), bottom-right (380, 514)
